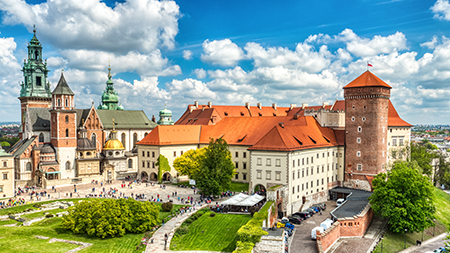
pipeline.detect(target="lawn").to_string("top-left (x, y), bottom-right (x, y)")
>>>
top-left (0, 198), bottom-right (188, 253)
top-left (170, 211), bottom-right (252, 252)
top-left (0, 198), bottom-right (85, 216)
top-left (373, 187), bottom-right (450, 253)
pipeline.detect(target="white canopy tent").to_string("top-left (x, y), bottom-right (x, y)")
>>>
top-left (221, 193), bottom-right (265, 207)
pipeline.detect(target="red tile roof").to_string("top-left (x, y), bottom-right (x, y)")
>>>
top-left (388, 101), bottom-right (412, 127)
top-left (136, 125), bottom-right (201, 145)
top-left (343, 71), bottom-right (392, 89)
top-left (331, 100), bottom-right (345, 111)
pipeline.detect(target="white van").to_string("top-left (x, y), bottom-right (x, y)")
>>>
top-left (311, 226), bottom-right (325, 240)
top-left (336, 198), bottom-right (345, 206)
top-left (320, 219), bottom-right (334, 230)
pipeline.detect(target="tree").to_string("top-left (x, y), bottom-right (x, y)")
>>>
top-left (369, 162), bottom-right (436, 234)
top-left (435, 154), bottom-right (450, 189)
top-left (409, 143), bottom-right (435, 176)
top-left (195, 138), bottom-right (235, 196)
top-left (156, 154), bottom-right (170, 183)
top-left (173, 147), bottom-right (207, 179)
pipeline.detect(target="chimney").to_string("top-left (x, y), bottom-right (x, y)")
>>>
top-left (245, 102), bottom-right (250, 110)
top-left (151, 115), bottom-right (156, 122)
top-left (257, 103), bottom-right (262, 110)
top-left (322, 102), bottom-right (329, 108)
top-left (189, 106), bottom-right (196, 113)
top-left (302, 103), bottom-right (308, 109)
top-left (194, 101), bottom-right (199, 109)
top-left (293, 114), bottom-right (300, 120)
top-left (272, 103), bottom-right (277, 110)
top-left (290, 104), bottom-right (297, 110)
top-left (208, 101), bottom-right (212, 108)
top-left (279, 122), bottom-right (284, 128)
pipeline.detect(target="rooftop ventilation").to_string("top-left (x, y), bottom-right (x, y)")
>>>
top-left (279, 122), bottom-right (284, 128)
top-left (237, 134), bottom-right (247, 143)
top-left (224, 112), bottom-right (228, 116)
top-left (293, 136), bottom-right (303, 145)
top-left (308, 136), bottom-right (317, 144)
top-left (257, 103), bottom-right (262, 110)
top-left (322, 135), bottom-right (331, 143)
top-left (208, 101), bottom-right (212, 108)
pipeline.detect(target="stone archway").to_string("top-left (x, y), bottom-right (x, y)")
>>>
top-left (141, 171), bottom-right (148, 181)
top-left (150, 172), bottom-right (157, 181)
top-left (162, 172), bottom-right (171, 182)
top-left (254, 184), bottom-right (267, 195)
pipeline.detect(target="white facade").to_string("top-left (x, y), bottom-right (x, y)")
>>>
top-left (387, 126), bottom-right (411, 167)
top-left (56, 147), bottom-right (77, 179)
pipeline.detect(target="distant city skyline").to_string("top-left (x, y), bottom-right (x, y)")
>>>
top-left (0, 0), bottom-right (450, 124)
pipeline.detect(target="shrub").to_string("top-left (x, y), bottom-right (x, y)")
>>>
top-left (210, 212), bottom-right (216, 217)
top-left (45, 214), bottom-right (54, 218)
top-left (233, 241), bottom-right (254, 253)
top-left (161, 202), bottom-right (173, 212)
top-left (185, 218), bottom-right (193, 224)
top-left (174, 226), bottom-right (190, 237)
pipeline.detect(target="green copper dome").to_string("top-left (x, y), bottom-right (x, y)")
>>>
top-left (97, 66), bottom-right (124, 110)
top-left (157, 105), bottom-right (174, 125)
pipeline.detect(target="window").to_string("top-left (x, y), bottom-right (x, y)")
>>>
top-left (147, 151), bottom-right (150, 157)
top-left (243, 173), bottom-right (247, 180)
top-left (275, 172), bottom-right (281, 181)
top-left (65, 161), bottom-right (70, 170)
top-left (351, 116), bottom-right (355, 121)
top-left (317, 166), bottom-right (319, 173)
top-left (142, 161), bottom-right (145, 167)
top-left (65, 99), bottom-right (68, 107)
top-left (302, 169), bottom-right (305, 177)
top-left (322, 165), bottom-right (324, 173)
top-left (316, 153), bottom-right (319, 158)
top-left (317, 179), bottom-right (319, 186)
top-left (152, 152), bottom-right (155, 158)
top-left (266, 171), bottom-right (271, 180)
top-left (2, 161), bottom-right (6, 167)
top-left (121, 133), bottom-right (126, 149)
top-left (257, 158), bottom-right (262, 166)
top-left (266, 158), bottom-right (271, 166)
top-left (39, 133), bottom-right (44, 142)
top-left (235, 162), bottom-right (239, 169)
top-left (298, 170), bottom-right (300, 178)
top-left (243, 152), bottom-right (247, 158)
top-left (322, 178), bottom-right (324, 185)
top-left (293, 160), bottom-right (295, 167)
top-left (65, 115), bottom-right (69, 123)
top-left (392, 137), bottom-right (397, 146)
top-left (357, 164), bottom-right (362, 171)
top-left (306, 168), bottom-right (308, 176)
top-left (0, 185), bottom-right (3, 192)
top-left (91, 133), bottom-right (97, 148)
top-left (133, 133), bottom-right (138, 147)
top-left (311, 157), bottom-right (314, 163)
top-left (399, 137), bottom-right (404, 146)
top-left (298, 159), bottom-right (300, 166)
top-left (311, 167), bottom-right (313, 175)
top-left (302, 158), bottom-right (304, 165)
top-left (293, 172), bottom-right (295, 180)
top-left (235, 173), bottom-right (239, 180)
top-left (276, 159), bottom-right (281, 167)
top-left (311, 180), bottom-right (314, 187)
top-left (152, 162), bottom-right (155, 168)
top-left (36, 76), bottom-right (41, 86)
top-left (306, 157), bottom-right (309, 164)
top-left (57, 99), bottom-right (61, 107)
top-left (323, 153), bottom-right (325, 158)
top-left (362, 117), bottom-right (366, 121)
top-left (358, 126), bottom-right (362, 132)
top-left (306, 182), bottom-right (308, 189)
top-left (257, 170), bottom-right (262, 179)
top-left (3, 173), bottom-right (7, 180)
top-left (65, 129), bottom-right (69, 137)
top-left (147, 162), bottom-right (150, 168)
top-left (243, 162), bottom-right (247, 169)
top-left (327, 164), bottom-right (329, 171)
top-left (297, 185), bottom-right (299, 192)
top-left (292, 187), bottom-right (295, 194)
top-left (357, 151), bottom-right (361, 157)
top-left (302, 184), bottom-right (304, 191)
top-left (357, 137), bottom-right (361, 143)
top-left (181, 151), bottom-right (184, 156)
top-left (128, 159), bottom-right (133, 169)
top-left (142, 151), bottom-right (145, 157)
top-left (173, 151), bottom-right (176, 157)
top-left (235, 152), bottom-right (239, 158)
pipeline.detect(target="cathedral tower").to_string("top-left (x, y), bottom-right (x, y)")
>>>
top-left (343, 71), bottom-right (391, 191)
top-left (50, 72), bottom-right (77, 179)
top-left (19, 27), bottom-right (52, 138)
top-left (97, 66), bottom-right (124, 110)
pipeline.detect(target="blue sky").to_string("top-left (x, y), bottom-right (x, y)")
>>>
top-left (0, 0), bottom-right (450, 124)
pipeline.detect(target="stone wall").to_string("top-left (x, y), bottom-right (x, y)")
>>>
top-left (316, 221), bottom-right (340, 252)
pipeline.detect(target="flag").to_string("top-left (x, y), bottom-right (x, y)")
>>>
top-left (367, 62), bottom-right (373, 67)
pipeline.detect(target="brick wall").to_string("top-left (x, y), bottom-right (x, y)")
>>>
top-left (316, 221), bottom-right (340, 252)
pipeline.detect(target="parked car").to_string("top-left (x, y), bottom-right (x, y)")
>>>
top-left (433, 247), bottom-right (448, 253)
top-left (311, 226), bottom-right (325, 240)
top-left (292, 212), bottom-right (311, 219)
top-left (312, 203), bottom-right (327, 210)
top-left (305, 207), bottom-right (317, 215)
top-left (336, 198), bottom-right (345, 206)
top-left (320, 219), bottom-right (334, 230)
top-left (288, 216), bottom-right (302, 224)
top-left (311, 206), bottom-right (320, 213)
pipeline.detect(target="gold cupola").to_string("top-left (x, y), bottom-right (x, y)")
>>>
top-left (103, 118), bottom-right (125, 150)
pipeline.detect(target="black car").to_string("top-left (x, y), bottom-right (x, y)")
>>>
top-left (292, 212), bottom-right (311, 219)
top-left (288, 216), bottom-right (302, 224)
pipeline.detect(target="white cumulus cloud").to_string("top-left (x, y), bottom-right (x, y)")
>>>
top-left (431, 0), bottom-right (450, 20)
top-left (201, 39), bottom-right (245, 67)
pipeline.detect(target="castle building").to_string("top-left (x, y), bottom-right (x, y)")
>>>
top-left (137, 71), bottom-right (411, 215)
top-left (8, 30), bottom-right (157, 188)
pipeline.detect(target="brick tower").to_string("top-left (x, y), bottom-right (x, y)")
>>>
top-left (19, 27), bottom-right (51, 139)
top-left (50, 72), bottom-right (77, 179)
top-left (343, 71), bottom-right (391, 191)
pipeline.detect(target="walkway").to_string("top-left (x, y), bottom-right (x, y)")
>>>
top-left (398, 233), bottom-right (448, 253)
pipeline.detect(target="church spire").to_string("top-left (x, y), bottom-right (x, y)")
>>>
top-left (97, 64), bottom-right (124, 110)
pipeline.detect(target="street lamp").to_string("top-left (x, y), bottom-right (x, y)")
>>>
top-left (381, 236), bottom-right (384, 253)
top-left (433, 219), bottom-right (436, 237)
top-left (404, 229), bottom-right (408, 249)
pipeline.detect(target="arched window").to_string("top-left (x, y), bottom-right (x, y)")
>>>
top-left (65, 99), bottom-right (68, 107)
top-left (65, 129), bottom-right (69, 137)
top-left (128, 159), bottom-right (133, 169)
top-left (144, 132), bottom-right (148, 137)
top-left (121, 133), bottom-right (126, 149)
top-left (26, 162), bottom-right (32, 171)
top-left (65, 161), bottom-right (71, 170)
top-left (133, 133), bottom-right (138, 147)
top-left (57, 99), bottom-right (61, 107)
top-left (91, 133), bottom-right (97, 149)
top-left (65, 115), bottom-right (69, 123)
top-left (39, 133), bottom-right (44, 142)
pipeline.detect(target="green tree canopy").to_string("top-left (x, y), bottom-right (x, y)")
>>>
top-left (173, 147), bottom-right (207, 179)
top-left (195, 138), bottom-right (235, 196)
top-left (0, 141), bottom-right (10, 147)
top-left (369, 161), bottom-right (436, 234)
top-left (62, 198), bottom-right (159, 238)
top-left (410, 143), bottom-right (435, 175)
top-left (156, 154), bottom-right (170, 183)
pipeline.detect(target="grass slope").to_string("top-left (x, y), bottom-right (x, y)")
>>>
top-left (170, 212), bottom-right (251, 252)
top-left (373, 187), bottom-right (450, 253)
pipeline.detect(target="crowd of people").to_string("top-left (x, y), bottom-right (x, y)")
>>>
top-left (0, 197), bottom-right (27, 209)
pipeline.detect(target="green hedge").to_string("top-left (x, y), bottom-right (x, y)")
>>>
top-left (233, 202), bottom-right (273, 253)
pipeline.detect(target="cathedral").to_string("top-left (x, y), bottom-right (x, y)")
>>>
top-left (7, 30), bottom-right (158, 189)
